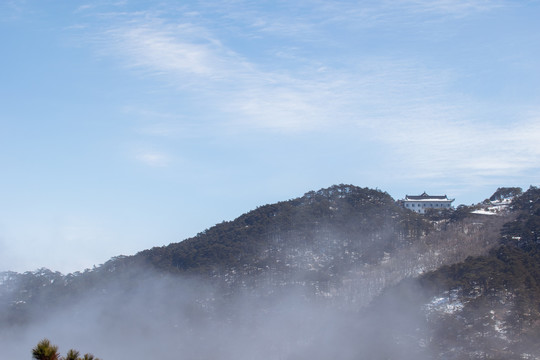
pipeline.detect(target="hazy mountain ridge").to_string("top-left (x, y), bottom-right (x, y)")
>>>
top-left (0, 185), bottom-right (504, 308)
top-left (1, 184), bottom-right (539, 359)
top-left (2, 185), bottom-right (429, 318)
top-left (0, 185), bottom-right (517, 307)
top-left (133, 185), bottom-right (426, 275)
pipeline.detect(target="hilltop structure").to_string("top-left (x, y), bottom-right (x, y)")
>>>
top-left (402, 192), bottom-right (454, 214)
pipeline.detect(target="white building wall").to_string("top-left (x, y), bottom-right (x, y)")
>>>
top-left (403, 201), bottom-right (453, 214)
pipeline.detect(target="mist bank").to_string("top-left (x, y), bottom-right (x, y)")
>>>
top-left (1, 267), bottom-right (435, 360)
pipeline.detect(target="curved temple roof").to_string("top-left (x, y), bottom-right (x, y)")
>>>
top-left (404, 192), bottom-right (454, 202)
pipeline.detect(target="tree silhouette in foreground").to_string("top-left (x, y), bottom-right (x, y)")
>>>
top-left (32, 339), bottom-right (101, 360)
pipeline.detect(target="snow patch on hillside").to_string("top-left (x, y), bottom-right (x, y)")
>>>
top-left (472, 197), bottom-right (513, 216)
top-left (424, 290), bottom-right (463, 314)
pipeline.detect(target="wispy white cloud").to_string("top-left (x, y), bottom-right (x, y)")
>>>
top-left (218, 0), bottom-right (506, 38)
top-left (378, 107), bottom-right (540, 185)
top-left (0, 0), bottom-right (28, 21)
top-left (104, 24), bottom-right (222, 78)
top-left (75, 4), bottom-right (95, 13)
top-left (94, 14), bottom-right (341, 132)
top-left (394, 0), bottom-right (505, 16)
top-left (83, 2), bottom-right (538, 184)
top-left (135, 151), bottom-right (171, 167)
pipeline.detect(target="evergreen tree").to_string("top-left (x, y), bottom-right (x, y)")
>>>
top-left (32, 340), bottom-right (101, 360)
top-left (65, 349), bottom-right (80, 360)
top-left (32, 339), bottom-right (59, 360)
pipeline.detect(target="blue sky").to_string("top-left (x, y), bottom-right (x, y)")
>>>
top-left (1, 0), bottom-right (539, 273)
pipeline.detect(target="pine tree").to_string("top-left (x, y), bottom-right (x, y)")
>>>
top-left (65, 349), bottom-right (80, 360)
top-left (32, 340), bottom-right (101, 360)
top-left (32, 339), bottom-right (59, 360)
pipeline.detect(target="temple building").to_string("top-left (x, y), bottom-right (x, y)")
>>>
top-left (401, 192), bottom-right (455, 214)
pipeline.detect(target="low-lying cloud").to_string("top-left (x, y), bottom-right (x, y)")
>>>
top-left (0, 267), bottom-right (433, 360)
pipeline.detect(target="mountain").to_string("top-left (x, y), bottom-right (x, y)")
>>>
top-left (1, 184), bottom-right (539, 359)
top-left (414, 185), bottom-right (540, 359)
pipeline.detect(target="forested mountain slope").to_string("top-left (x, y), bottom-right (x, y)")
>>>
top-left (405, 185), bottom-right (540, 359)
top-left (1, 184), bottom-right (538, 360)
top-left (1, 185), bottom-right (515, 314)
top-left (133, 185), bottom-right (429, 274)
